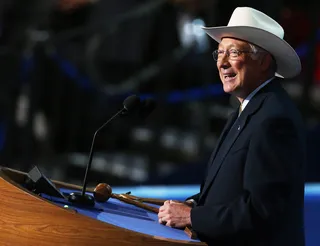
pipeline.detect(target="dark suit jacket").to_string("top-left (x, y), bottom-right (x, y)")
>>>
top-left (189, 78), bottom-right (306, 246)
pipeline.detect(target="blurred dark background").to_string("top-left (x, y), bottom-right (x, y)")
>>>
top-left (0, 0), bottom-right (318, 187)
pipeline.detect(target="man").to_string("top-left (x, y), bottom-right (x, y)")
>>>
top-left (158, 7), bottom-right (306, 246)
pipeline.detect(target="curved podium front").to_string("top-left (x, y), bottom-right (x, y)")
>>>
top-left (0, 167), bottom-right (206, 246)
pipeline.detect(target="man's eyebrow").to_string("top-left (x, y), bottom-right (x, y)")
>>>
top-left (218, 44), bottom-right (237, 50)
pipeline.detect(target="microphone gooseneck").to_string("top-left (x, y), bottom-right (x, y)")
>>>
top-left (81, 95), bottom-right (141, 197)
top-left (80, 109), bottom-right (124, 197)
top-left (68, 95), bottom-right (141, 206)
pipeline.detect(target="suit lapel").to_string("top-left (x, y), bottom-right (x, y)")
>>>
top-left (199, 91), bottom-right (269, 202)
top-left (205, 110), bottom-right (238, 171)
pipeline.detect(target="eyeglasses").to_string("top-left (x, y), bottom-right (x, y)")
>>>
top-left (212, 49), bottom-right (258, 61)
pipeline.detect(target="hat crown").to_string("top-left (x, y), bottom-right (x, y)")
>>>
top-left (228, 7), bottom-right (284, 39)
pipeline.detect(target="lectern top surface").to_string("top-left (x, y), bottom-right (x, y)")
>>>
top-left (42, 188), bottom-right (200, 243)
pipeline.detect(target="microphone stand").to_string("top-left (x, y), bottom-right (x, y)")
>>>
top-left (68, 107), bottom-right (127, 206)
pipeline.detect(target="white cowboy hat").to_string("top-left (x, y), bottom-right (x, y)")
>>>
top-left (202, 7), bottom-right (301, 78)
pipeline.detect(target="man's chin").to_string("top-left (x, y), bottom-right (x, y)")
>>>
top-left (222, 84), bottom-right (235, 94)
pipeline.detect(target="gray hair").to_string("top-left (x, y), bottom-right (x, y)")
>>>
top-left (248, 43), bottom-right (277, 75)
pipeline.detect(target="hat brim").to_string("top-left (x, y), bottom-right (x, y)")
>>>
top-left (202, 26), bottom-right (301, 78)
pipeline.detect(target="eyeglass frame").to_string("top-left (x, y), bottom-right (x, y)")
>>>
top-left (212, 49), bottom-right (263, 61)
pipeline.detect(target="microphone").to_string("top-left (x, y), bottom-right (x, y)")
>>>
top-left (68, 95), bottom-right (141, 206)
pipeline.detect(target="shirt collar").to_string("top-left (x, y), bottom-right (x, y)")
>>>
top-left (241, 77), bottom-right (275, 112)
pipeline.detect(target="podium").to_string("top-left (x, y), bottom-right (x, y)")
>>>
top-left (0, 167), bottom-right (206, 246)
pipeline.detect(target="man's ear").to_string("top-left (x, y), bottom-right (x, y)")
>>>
top-left (260, 53), bottom-right (273, 72)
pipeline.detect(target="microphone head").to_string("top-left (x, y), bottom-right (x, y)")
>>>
top-left (123, 95), bottom-right (141, 112)
top-left (139, 98), bottom-right (157, 119)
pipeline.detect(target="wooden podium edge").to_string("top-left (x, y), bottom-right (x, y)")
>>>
top-left (0, 167), bottom-right (206, 246)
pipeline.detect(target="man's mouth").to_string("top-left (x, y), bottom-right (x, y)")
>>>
top-left (224, 73), bottom-right (237, 79)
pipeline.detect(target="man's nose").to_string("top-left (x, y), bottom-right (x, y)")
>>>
top-left (217, 56), bottom-right (230, 69)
